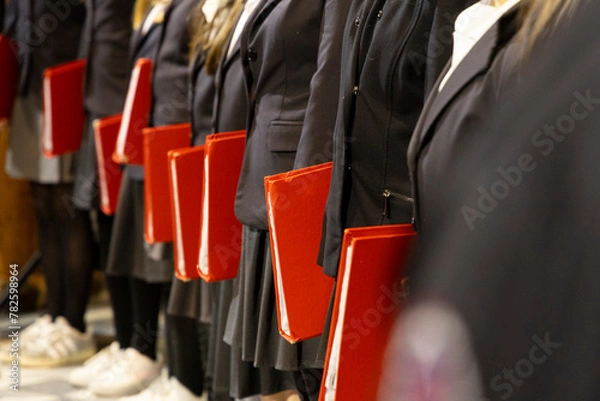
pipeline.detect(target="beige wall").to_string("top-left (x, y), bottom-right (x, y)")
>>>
top-left (0, 125), bottom-right (38, 284)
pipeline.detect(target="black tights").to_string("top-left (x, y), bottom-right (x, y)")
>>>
top-left (30, 182), bottom-right (95, 333)
top-left (105, 275), bottom-right (165, 360)
top-left (166, 315), bottom-right (208, 396)
top-left (94, 208), bottom-right (114, 271)
top-left (293, 368), bottom-right (323, 401)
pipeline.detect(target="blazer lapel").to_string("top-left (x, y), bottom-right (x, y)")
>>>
top-left (243, 0), bottom-right (279, 42)
top-left (129, 0), bottom-right (175, 65)
top-left (408, 4), bottom-right (521, 229)
top-left (410, 3), bottom-right (521, 164)
top-left (220, 30), bottom-right (241, 75)
top-left (416, 27), bottom-right (499, 156)
top-left (239, 0), bottom-right (278, 121)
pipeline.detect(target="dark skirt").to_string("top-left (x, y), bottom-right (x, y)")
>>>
top-left (208, 280), bottom-right (285, 399)
top-left (223, 225), bottom-right (323, 372)
top-left (166, 275), bottom-right (211, 320)
top-left (72, 117), bottom-right (98, 211)
top-left (105, 174), bottom-right (173, 283)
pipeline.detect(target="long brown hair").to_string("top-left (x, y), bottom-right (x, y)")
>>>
top-left (189, 0), bottom-right (244, 75)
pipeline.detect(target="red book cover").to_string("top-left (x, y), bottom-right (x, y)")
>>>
top-left (197, 130), bottom-right (245, 282)
top-left (168, 146), bottom-right (205, 281)
top-left (113, 58), bottom-right (152, 165)
top-left (265, 162), bottom-right (335, 343)
top-left (319, 224), bottom-right (416, 401)
top-left (93, 114), bottom-right (124, 216)
top-left (144, 123), bottom-right (192, 244)
top-left (41, 59), bottom-right (87, 157)
top-left (0, 35), bottom-right (18, 120)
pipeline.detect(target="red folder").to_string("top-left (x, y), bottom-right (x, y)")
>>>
top-left (144, 123), bottom-right (192, 244)
top-left (0, 35), bottom-right (19, 120)
top-left (319, 224), bottom-right (416, 401)
top-left (113, 58), bottom-right (152, 165)
top-left (265, 162), bottom-right (335, 343)
top-left (41, 59), bottom-right (87, 157)
top-left (93, 114), bottom-right (124, 216)
top-left (168, 146), bottom-right (205, 281)
top-left (197, 131), bottom-right (245, 282)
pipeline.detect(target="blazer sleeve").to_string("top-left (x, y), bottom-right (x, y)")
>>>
top-left (292, 0), bottom-right (352, 170)
top-left (3, 0), bottom-right (17, 37)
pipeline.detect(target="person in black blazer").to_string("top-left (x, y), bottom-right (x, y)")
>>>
top-left (162, 2), bottom-right (248, 401)
top-left (224, 0), bottom-right (351, 399)
top-left (206, 3), bottom-right (270, 400)
top-left (379, 1), bottom-right (600, 400)
top-left (71, 0), bottom-right (136, 275)
top-left (318, 0), bottom-right (477, 279)
top-left (1, 0), bottom-right (97, 368)
top-left (77, 1), bottom-right (200, 398)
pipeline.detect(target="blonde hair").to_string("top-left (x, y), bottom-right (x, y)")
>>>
top-left (133, 0), bottom-right (154, 30)
top-left (189, 0), bottom-right (244, 75)
top-left (133, 0), bottom-right (173, 30)
top-left (519, 0), bottom-right (580, 46)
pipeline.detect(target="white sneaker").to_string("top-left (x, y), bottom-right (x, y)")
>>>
top-left (89, 348), bottom-right (162, 397)
top-left (118, 374), bottom-right (205, 401)
top-left (69, 341), bottom-right (124, 387)
top-left (1, 315), bottom-right (54, 362)
top-left (118, 370), bottom-right (170, 400)
top-left (19, 316), bottom-right (96, 368)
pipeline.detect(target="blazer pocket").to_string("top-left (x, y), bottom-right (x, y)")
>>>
top-left (268, 120), bottom-right (303, 152)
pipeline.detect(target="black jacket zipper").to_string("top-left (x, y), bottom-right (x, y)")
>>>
top-left (383, 189), bottom-right (414, 219)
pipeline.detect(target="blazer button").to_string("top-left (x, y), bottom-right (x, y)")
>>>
top-left (354, 16), bottom-right (361, 26)
top-left (247, 48), bottom-right (258, 62)
top-left (377, 10), bottom-right (383, 20)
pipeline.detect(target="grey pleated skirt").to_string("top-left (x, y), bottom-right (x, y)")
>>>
top-left (223, 225), bottom-right (323, 372)
top-left (72, 116), bottom-right (99, 210)
top-left (5, 94), bottom-right (74, 184)
top-left (105, 174), bottom-right (173, 283)
top-left (166, 275), bottom-right (212, 321)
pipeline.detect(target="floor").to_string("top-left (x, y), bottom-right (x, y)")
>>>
top-left (0, 306), bottom-right (208, 400)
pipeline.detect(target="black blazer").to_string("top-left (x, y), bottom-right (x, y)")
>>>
top-left (125, 0), bottom-right (196, 180)
top-left (5, 0), bottom-right (85, 97)
top-left (403, 3), bottom-right (600, 400)
top-left (150, 0), bottom-right (196, 127)
top-left (234, 0), bottom-right (344, 231)
top-left (190, 50), bottom-right (216, 145)
top-left (212, 31), bottom-right (249, 133)
top-left (319, 0), bottom-right (476, 277)
top-left (80, 0), bottom-right (135, 119)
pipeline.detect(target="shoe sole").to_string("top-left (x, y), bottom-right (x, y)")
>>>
top-left (19, 347), bottom-right (97, 368)
top-left (91, 382), bottom-right (150, 398)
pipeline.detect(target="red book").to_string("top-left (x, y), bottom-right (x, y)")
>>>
top-left (0, 35), bottom-right (19, 120)
top-left (319, 224), bottom-right (416, 401)
top-left (168, 146), bottom-right (205, 281)
top-left (197, 131), bottom-right (245, 282)
top-left (144, 123), bottom-right (192, 244)
top-left (93, 114), bottom-right (124, 216)
top-left (113, 58), bottom-right (152, 165)
top-left (265, 162), bottom-right (335, 343)
top-left (41, 59), bottom-right (87, 157)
